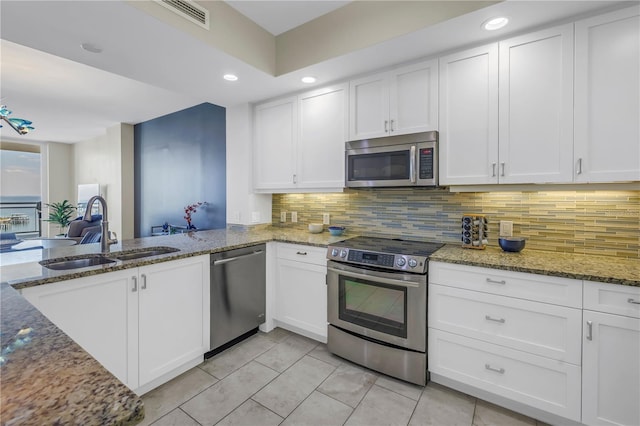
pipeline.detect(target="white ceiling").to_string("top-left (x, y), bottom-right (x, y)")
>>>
top-left (0, 0), bottom-right (631, 145)
top-left (225, 1), bottom-right (351, 35)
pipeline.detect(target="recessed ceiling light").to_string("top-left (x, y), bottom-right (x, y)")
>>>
top-left (223, 74), bottom-right (238, 81)
top-left (483, 16), bottom-right (509, 31)
top-left (80, 43), bottom-right (102, 53)
top-left (301, 76), bottom-right (317, 84)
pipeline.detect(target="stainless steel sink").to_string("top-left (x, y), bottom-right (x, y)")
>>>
top-left (40, 255), bottom-right (116, 271)
top-left (109, 246), bottom-right (180, 261)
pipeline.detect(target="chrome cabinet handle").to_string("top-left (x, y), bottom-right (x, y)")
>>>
top-left (500, 162), bottom-right (505, 177)
top-left (485, 315), bottom-right (506, 324)
top-left (586, 320), bottom-right (593, 341)
top-left (485, 364), bottom-right (505, 374)
top-left (141, 274), bottom-right (147, 290)
top-left (384, 120), bottom-right (389, 132)
top-left (492, 163), bottom-right (496, 177)
top-left (628, 298), bottom-right (640, 305)
top-left (486, 278), bottom-right (506, 285)
top-left (296, 251), bottom-right (307, 255)
top-left (390, 119), bottom-right (395, 132)
top-left (576, 158), bottom-right (583, 175)
top-left (293, 174), bottom-right (297, 184)
top-left (132, 276), bottom-right (137, 292)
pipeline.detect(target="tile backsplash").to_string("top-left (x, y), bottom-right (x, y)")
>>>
top-left (272, 189), bottom-right (640, 258)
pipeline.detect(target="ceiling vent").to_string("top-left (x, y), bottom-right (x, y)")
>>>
top-left (155, 0), bottom-right (209, 30)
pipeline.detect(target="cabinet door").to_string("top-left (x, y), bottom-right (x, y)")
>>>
top-left (439, 44), bottom-right (499, 185)
top-left (349, 72), bottom-right (390, 140)
top-left (582, 310), bottom-right (640, 426)
top-left (297, 84), bottom-right (347, 189)
top-left (137, 255), bottom-right (209, 387)
top-left (499, 24), bottom-right (574, 184)
top-left (275, 258), bottom-right (327, 342)
top-left (20, 270), bottom-right (138, 388)
top-left (254, 96), bottom-right (297, 190)
top-left (389, 59), bottom-right (438, 136)
top-left (575, 6), bottom-right (640, 183)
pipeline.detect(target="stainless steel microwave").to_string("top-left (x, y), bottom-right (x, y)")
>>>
top-left (345, 131), bottom-right (438, 188)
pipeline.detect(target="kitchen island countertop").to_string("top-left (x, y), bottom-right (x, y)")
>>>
top-left (1, 227), bottom-right (638, 425)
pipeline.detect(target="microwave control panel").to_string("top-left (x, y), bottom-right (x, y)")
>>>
top-left (419, 148), bottom-right (434, 179)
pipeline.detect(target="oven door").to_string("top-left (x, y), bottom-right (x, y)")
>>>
top-left (346, 144), bottom-right (415, 187)
top-left (327, 260), bottom-right (427, 352)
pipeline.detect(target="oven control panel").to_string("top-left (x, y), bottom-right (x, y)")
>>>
top-left (328, 248), bottom-right (426, 273)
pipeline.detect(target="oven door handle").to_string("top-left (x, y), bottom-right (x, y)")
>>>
top-left (327, 266), bottom-right (421, 288)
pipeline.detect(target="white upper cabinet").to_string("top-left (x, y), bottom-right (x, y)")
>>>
top-left (297, 85), bottom-right (348, 190)
top-left (498, 24), bottom-right (575, 184)
top-left (254, 96), bottom-right (298, 191)
top-left (440, 24), bottom-right (575, 185)
top-left (439, 44), bottom-right (499, 185)
top-left (574, 6), bottom-right (640, 183)
top-left (349, 60), bottom-right (438, 140)
top-left (254, 85), bottom-right (347, 193)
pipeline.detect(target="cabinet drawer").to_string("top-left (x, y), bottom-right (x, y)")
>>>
top-left (277, 243), bottom-right (326, 266)
top-left (428, 329), bottom-right (581, 421)
top-left (584, 281), bottom-right (640, 319)
top-left (429, 262), bottom-right (582, 308)
top-left (429, 284), bottom-right (582, 364)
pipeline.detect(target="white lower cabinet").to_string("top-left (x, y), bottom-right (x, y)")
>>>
top-left (274, 243), bottom-right (327, 342)
top-left (428, 261), bottom-right (583, 422)
top-left (582, 281), bottom-right (640, 426)
top-left (21, 255), bottom-right (210, 394)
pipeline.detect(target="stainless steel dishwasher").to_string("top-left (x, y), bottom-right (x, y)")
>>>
top-left (208, 244), bottom-right (266, 357)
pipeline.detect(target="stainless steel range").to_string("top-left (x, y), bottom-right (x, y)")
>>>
top-left (326, 236), bottom-right (443, 385)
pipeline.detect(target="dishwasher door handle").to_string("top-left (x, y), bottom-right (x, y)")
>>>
top-left (213, 250), bottom-right (264, 266)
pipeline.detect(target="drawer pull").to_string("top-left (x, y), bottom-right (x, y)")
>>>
top-left (586, 320), bottom-right (593, 341)
top-left (628, 298), bottom-right (640, 305)
top-left (485, 315), bottom-right (506, 324)
top-left (485, 364), bottom-right (505, 374)
top-left (296, 251), bottom-right (308, 256)
top-left (486, 278), bottom-right (506, 285)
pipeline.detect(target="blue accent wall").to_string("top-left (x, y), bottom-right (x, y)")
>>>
top-left (134, 103), bottom-right (226, 237)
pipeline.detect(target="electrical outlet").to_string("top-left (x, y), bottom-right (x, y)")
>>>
top-left (280, 211), bottom-right (287, 222)
top-left (291, 211), bottom-right (298, 223)
top-left (322, 213), bottom-right (330, 225)
top-left (499, 220), bottom-right (513, 237)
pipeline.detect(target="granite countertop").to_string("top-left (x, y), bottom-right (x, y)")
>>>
top-left (431, 244), bottom-right (640, 287)
top-left (1, 226), bottom-right (638, 425)
top-left (0, 283), bottom-right (144, 425)
top-left (1, 227), bottom-right (347, 290)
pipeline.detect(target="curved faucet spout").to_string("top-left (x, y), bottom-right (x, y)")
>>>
top-left (84, 196), bottom-right (117, 253)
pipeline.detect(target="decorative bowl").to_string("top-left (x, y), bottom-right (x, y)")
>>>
top-left (499, 237), bottom-right (526, 252)
top-left (328, 226), bottom-right (345, 236)
top-left (308, 223), bottom-right (323, 234)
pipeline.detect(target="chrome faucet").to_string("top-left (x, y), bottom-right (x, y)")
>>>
top-left (83, 195), bottom-right (118, 253)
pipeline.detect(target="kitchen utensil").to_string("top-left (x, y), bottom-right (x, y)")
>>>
top-left (499, 237), bottom-right (526, 252)
top-left (308, 223), bottom-right (323, 233)
top-left (328, 226), bottom-right (345, 236)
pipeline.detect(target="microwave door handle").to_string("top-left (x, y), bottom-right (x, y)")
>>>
top-left (327, 266), bottom-right (420, 288)
top-left (410, 145), bottom-right (417, 183)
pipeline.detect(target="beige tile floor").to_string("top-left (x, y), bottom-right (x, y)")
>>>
top-left (140, 328), bottom-right (549, 426)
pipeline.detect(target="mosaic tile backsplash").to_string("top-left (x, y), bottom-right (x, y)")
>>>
top-left (272, 189), bottom-right (640, 258)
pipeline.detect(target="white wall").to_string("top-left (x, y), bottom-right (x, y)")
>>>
top-left (72, 123), bottom-right (134, 239)
top-left (41, 142), bottom-right (74, 237)
top-left (226, 103), bottom-right (271, 225)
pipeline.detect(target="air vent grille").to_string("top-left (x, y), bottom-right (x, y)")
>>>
top-left (156, 0), bottom-right (209, 29)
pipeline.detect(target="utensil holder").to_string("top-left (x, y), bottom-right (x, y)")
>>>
top-left (461, 214), bottom-right (488, 249)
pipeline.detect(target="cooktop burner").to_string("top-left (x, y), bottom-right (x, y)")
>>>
top-left (326, 236), bottom-right (444, 274)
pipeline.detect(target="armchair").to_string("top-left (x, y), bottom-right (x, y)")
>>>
top-left (66, 214), bottom-right (102, 242)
